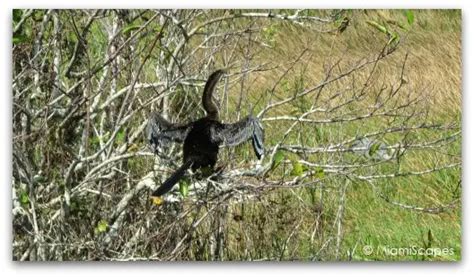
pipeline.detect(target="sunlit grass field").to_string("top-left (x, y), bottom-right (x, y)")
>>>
top-left (200, 10), bottom-right (462, 261)
top-left (12, 9), bottom-right (461, 261)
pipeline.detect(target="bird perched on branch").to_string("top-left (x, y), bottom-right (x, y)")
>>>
top-left (146, 69), bottom-right (264, 198)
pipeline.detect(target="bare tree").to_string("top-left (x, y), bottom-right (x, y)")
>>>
top-left (12, 9), bottom-right (460, 261)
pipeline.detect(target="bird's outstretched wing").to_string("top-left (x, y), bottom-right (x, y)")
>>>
top-left (211, 116), bottom-right (265, 159)
top-left (146, 112), bottom-right (192, 153)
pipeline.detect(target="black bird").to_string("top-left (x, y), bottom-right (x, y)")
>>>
top-left (146, 70), bottom-right (264, 197)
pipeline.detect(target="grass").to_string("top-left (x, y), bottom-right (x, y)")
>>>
top-left (209, 9), bottom-right (462, 261)
top-left (12, 9), bottom-right (461, 261)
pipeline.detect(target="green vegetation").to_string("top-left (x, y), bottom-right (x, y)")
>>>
top-left (12, 9), bottom-right (461, 261)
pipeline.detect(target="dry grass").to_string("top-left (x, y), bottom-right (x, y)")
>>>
top-left (212, 9), bottom-right (462, 261)
top-left (249, 10), bottom-right (461, 116)
top-left (12, 9), bottom-right (461, 261)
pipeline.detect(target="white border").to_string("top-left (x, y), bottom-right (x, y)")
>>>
top-left (2, 1), bottom-right (470, 277)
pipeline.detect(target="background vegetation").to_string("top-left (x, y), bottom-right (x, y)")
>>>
top-left (12, 9), bottom-right (461, 261)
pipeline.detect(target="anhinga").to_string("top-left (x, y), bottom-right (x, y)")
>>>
top-left (146, 70), bottom-right (264, 197)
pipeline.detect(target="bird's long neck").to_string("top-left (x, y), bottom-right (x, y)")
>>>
top-left (202, 70), bottom-right (225, 121)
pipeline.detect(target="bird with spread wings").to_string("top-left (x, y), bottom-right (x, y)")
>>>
top-left (146, 70), bottom-right (264, 197)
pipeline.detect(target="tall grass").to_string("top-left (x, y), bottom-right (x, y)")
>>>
top-left (12, 9), bottom-right (461, 261)
top-left (212, 10), bottom-right (461, 261)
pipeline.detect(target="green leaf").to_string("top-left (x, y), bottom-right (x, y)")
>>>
top-left (33, 10), bottom-right (45, 22)
top-left (314, 167), bottom-right (325, 179)
top-left (12, 34), bottom-right (28, 45)
top-left (19, 191), bottom-right (29, 206)
top-left (95, 219), bottom-right (108, 233)
top-left (388, 32), bottom-right (400, 45)
top-left (90, 136), bottom-right (101, 147)
top-left (290, 160), bottom-right (304, 177)
top-left (280, 80), bottom-right (290, 93)
top-left (271, 150), bottom-right (285, 171)
top-left (387, 31), bottom-right (400, 52)
top-left (366, 20), bottom-right (388, 35)
top-left (261, 23), bottom-right (278, 47)
top-left (13, 9), bottom-right (23, 23)
top-left (404, 10), bottom-right (415, 26)
top-left (369, 142), bottom-right (382, 157)
top-left (122, 24), bottom-right (141, 35)
top-left (115, 130), bottom-right (126, 144)
top-left (179, 178), bottom-right (190, 197)
top-left (91, 131), bottom-right (112, 147)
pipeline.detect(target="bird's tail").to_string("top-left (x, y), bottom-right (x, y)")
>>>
top-left (152, 160), bottom-right (193, 197)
